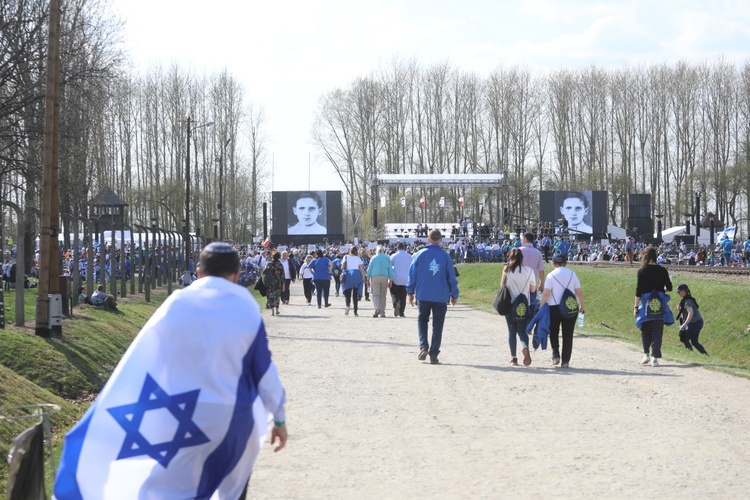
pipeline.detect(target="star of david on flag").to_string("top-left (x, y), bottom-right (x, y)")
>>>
top-left (107, 374), bottom-right (209, 467)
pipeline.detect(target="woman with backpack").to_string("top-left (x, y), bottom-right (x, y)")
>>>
top-left (634, 247), bottom-right (673, 366)
top-left (539, 254), bottom-right (585, 368)
top-left (500, 248), bottom-right (536, 366)
top-left (675, 283), bottom-right (708, 355)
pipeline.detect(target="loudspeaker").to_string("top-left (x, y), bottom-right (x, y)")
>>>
top-left (629, 194), bottom-right (651, 219)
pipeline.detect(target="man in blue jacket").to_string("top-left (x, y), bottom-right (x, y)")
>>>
top-left (407, 229), bottom-right (459, 364)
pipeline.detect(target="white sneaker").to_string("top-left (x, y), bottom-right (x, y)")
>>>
top-left (345, 307), bottom-right (350, 315)
top-left (651, 357), bottom-right (659, 367)
top-left (641, 354), bottom-right (651, 365)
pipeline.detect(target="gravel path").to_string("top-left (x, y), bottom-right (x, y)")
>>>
top-left (249, 283), bottom-right (750, 498)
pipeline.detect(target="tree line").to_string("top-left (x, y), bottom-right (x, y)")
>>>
top-left (313, 58), bottom-right (750, 238)
top-left (1, 0), bottom-right (269, 273)
top-left (3, 1), bottom-right (749, 265)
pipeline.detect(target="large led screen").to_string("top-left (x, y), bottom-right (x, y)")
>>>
top-left (271, 191), bottom-right (344, 243)
top-left (539, 190), bottom-right (608, 239)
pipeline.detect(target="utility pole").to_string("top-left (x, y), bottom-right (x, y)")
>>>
top-left (218, 138), bottom-right (231, 241)
top-left (36, 0), bottom-right (62, 337)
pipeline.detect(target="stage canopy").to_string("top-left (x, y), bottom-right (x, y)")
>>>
top-left (372, 173), bottom-right (506, 188)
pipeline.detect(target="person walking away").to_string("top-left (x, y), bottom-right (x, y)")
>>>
top-left (675, 283), bottom-right (708, 355)
top-left (331, 253), bottom-right (343, 296)
top-left (520, 232), bottom-right (545, 292)
top-left (279, 251), bottom-right (296, 305)
top-left (54, 242), bottom-right (287, 499)
top-left (390, 242), bottom-right (412, 317)
top-left (299, 254), bottom-right (315, 305)
top-left (634, 247), bottom-right (673, 366)
top-left (407, 230), bottom-right (459, 364)
top-left (626, 235), bottom-right (635, 266)
top-left (720, 236), bottom-right (734, 267)
top-left (366, 245), bottom-right (393, 318)
top-left (311, 249), bottom-right (332, 308)
top-left (341, 246), bottom-right (365, 316)
top-left (264, 252), bottom-right (285, 316)
top-left (501, 248), bottom-right (536, 366)
top-left (541, 235), bottom-right (552, 263)
top-left (539, 254), bottom-right (585, 368)
top-left (359, 247), bottom-right (371, 301)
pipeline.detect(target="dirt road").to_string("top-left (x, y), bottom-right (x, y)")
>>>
top-left (249, 284), bottom-right (750, 498)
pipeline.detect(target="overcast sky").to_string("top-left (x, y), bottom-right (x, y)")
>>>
top-left (110, 0), bottom-right (750, 192)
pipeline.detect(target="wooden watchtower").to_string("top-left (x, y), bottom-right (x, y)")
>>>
top-left (88, 187), bottom-right (128, 230)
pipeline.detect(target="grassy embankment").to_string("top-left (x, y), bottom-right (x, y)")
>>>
top-left (457, 262), bottom-right (750, 376)
top-left (1, 266), bottom-right (748, 491)
top-left (0, 288), bottom-right (168, 493)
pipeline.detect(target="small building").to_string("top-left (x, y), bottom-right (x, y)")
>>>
top-left (88, 187), bottom-right (128, 230)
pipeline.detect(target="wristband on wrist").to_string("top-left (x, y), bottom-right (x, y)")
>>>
top-left (274, 420), bottom-right (285, 427)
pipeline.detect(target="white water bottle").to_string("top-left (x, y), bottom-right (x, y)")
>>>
top-left (578, 312), bottom-right (585, 327)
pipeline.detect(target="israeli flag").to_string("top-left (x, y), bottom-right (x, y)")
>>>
top-left (718, 226), bottom-right (735, 241)
top-left (439, 197), bottom-right (445, 208)
top-left (400, 197), bottom-right (406, 208)
top-left (54, 277), bottom-right (285, 499)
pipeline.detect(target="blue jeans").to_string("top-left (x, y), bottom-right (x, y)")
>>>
top-left (504, 315), bottom-right (529, 358)
top-left (417, 301), bottom-right (448, 357)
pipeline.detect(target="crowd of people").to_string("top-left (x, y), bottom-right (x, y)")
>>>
top-left (231, 225), bottom-right (735, 372)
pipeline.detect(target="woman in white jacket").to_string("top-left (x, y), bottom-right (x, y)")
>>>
top-left (298, 254), bottom-right (315, 305)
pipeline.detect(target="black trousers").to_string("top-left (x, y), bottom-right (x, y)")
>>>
top-left (302, 278), bottom-right (313, 303)
top-left (344, 287), bottom-right (360, 312)
top-left (390, 283), bottom-right (407, 316)
top-left (548, 306), bottom-right (576, 364)
top-left (281, 279), bottom-right (292, 302)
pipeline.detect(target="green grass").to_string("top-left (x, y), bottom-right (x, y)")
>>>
top-left (0, 288), bottom-right (169, 494)
top-left (457, 262), bottom-right (750, 376)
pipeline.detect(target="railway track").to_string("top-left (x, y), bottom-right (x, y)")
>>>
top-left (567, 259), bottom-right (750, 278)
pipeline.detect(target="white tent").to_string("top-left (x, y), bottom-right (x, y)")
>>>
top-left (607, 225), bottom-right (627, 240)
top-left (658, 225), bottom-right (712, 245)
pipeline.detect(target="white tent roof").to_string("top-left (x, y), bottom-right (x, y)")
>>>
top-left (658, 225), bottom-right (711, 245)
top-left (607, 225), bottom-right (627, 240)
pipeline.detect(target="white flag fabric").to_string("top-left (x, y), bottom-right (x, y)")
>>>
top-left (718, 226), bottom-right (735, 241)
top-left (54, 277), bottom-right (286, 499)
top-left (400, 197), bottom-right (406, 208)
top-left (459, 196), bottom-right (464, 207)
top-left (380, 196), bottom-right (386, 208)
top-left (420, 197), bottom-right (425, 207)
top-left (439, 197), bottom-right (445, 208)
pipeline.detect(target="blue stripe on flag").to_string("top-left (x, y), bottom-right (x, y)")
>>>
top-left (196, 324), bottom-right (269, 497)
top-left (54, 402), bottom-right (97, 500)
top-left (249, 323), bottom-right (272, 387)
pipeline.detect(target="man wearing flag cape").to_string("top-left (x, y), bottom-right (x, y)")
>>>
top-left (54, 242), bottom-right (287, 499)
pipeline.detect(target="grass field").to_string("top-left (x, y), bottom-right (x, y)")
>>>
top-left (0, 265), bottom-right (748, 492)
top-left (457, 262), bottom-right (750, 375)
